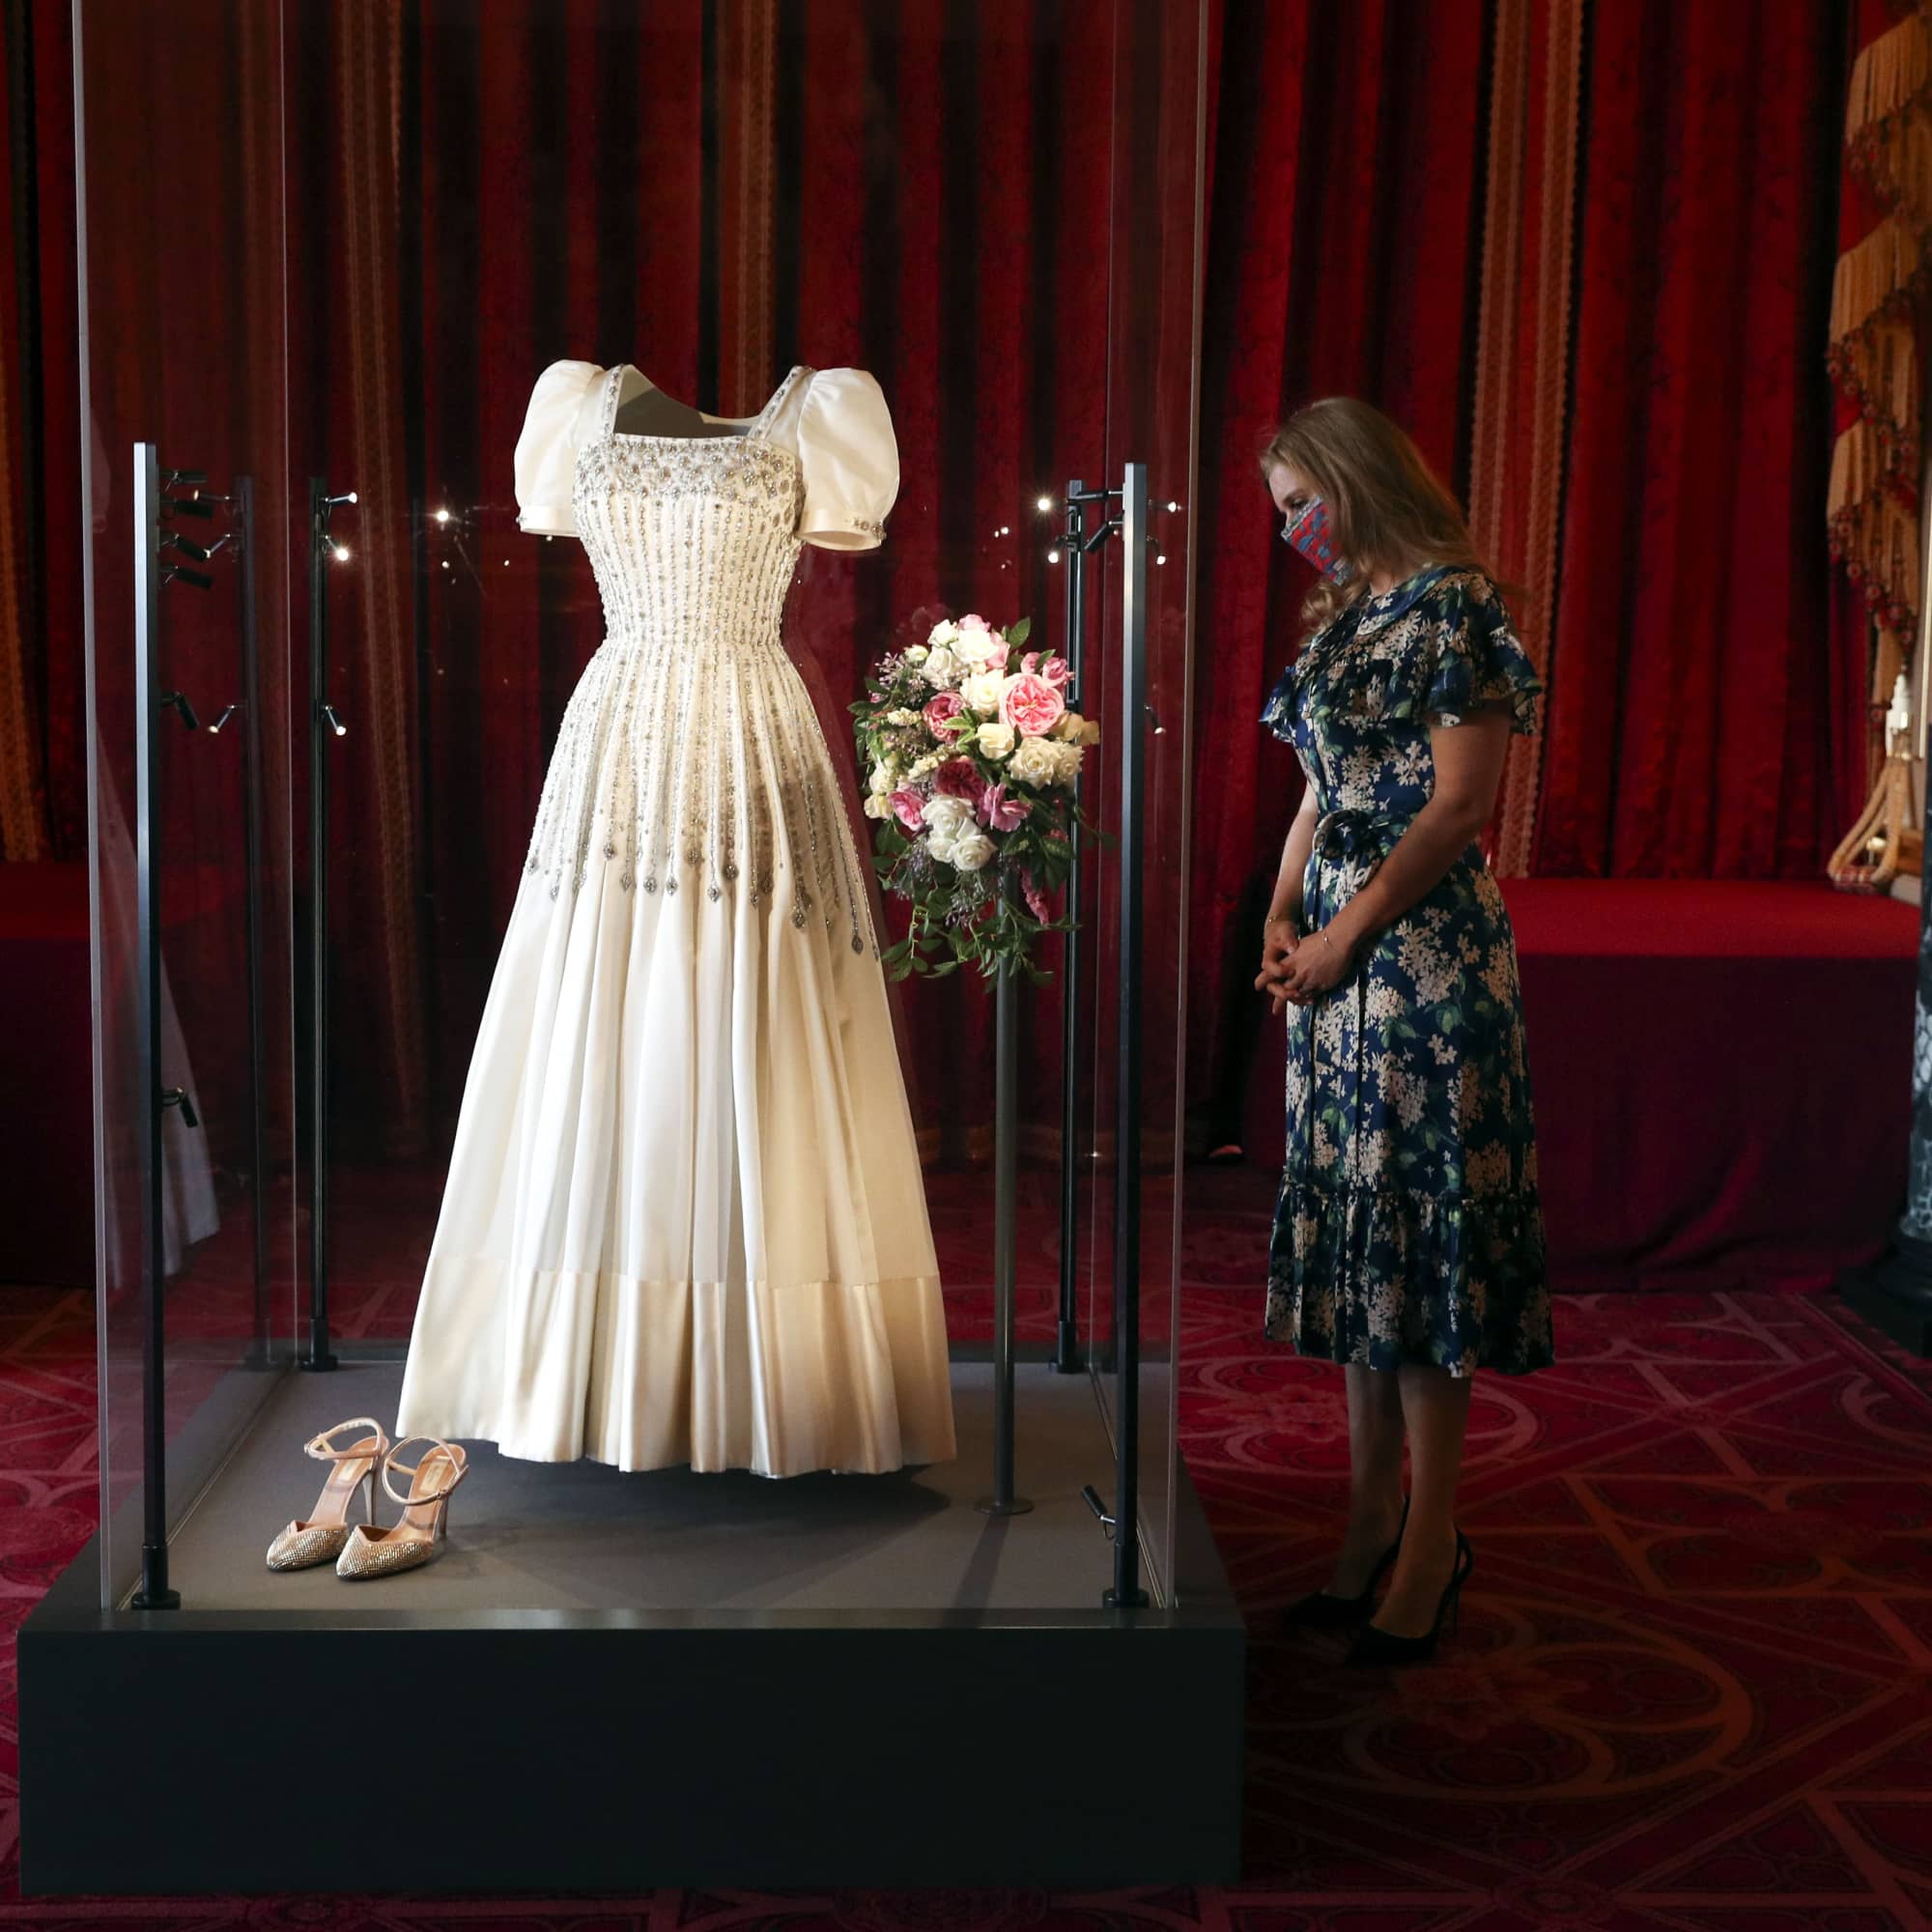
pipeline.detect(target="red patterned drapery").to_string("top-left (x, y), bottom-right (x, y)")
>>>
top-left (8, 0), bottom-right (1884, 1155)
top-left (1464, 0), bottom-right (1584, 878)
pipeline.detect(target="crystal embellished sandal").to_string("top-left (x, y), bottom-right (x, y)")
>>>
top-left (334, 1435), bottom-right (469, 1580)
top-left (265, 1417), bottom-right (390, 1571)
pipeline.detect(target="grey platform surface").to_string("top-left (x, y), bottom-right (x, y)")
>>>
top-left (167, 1359), bottom-right (1132, 1612)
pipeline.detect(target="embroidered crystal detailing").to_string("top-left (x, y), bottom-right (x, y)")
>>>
top-left (516, 363), bottom-right (874, 952)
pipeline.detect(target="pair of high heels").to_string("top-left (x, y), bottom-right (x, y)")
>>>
top-left (1281, 1497), bottom-right (1474, 1665)
top-left (1344, 1527), bottom-right (1473, 1667)
top-left (265, 1417), bottom-right (468, 1579)
top-left (1280, 1494), bottom-right (1410, 1631)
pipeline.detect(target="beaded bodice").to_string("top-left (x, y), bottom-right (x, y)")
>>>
top-left (571, 361), bottom-right (809, 653)
top-left (521, 363), bottom-right (875, 957)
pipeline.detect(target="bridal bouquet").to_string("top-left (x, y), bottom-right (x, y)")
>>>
top-left (851, 611), bottom-right (1100, 981)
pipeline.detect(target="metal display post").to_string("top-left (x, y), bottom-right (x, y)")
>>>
top-left (305, 477), bottom-right (354, 1371)
top-left (1107, 460), bottom-right (1151, 1610)
top-left (1053, 479), bottom-right (1121, 1377)
top-left (233, 476), bottom-right (272, 1367)
top-left (977, 915), bottom-right (1034, 1517)
top-left (130, 443), bottom-right (181, 1611)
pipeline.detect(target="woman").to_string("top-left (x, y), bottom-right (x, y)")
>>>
top-left (1253, 397), bottom-right (1551, 1666)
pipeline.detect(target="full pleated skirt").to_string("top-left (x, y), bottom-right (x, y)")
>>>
top-left (397, 649), bottom-right (957, 1476)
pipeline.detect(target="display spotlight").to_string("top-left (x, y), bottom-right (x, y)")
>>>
top-left (435, 507), bottom-right (451, 524)
top-left (1037, 494), bottom-right (1053, 512)
top-left (1046, 547), bottom-right (1061, 564)
top-left (331, 543), bottom-right (351, 562)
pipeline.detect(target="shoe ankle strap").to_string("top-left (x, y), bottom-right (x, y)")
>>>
top-left (381, 1435), bottom-right (468, 1512)
top-left (304, 1417), bottom-right (389, 1463)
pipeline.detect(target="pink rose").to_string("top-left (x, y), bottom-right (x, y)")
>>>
top-left (934, 757), bottom-right (981, 800)
top-left (889, 787), bottom-right (925, 833)
top-left (923, 691), bottom-right (967, 737)
top-left (978, 781), bottom-right (1032, 832)
top-left (1016, 651), bottom-right (1071, 688)
top-left (1000, 671), bottom-right (1066, 739)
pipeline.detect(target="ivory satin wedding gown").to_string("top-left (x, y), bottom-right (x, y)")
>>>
top-left (395, 358), bottom-right (957, 1477)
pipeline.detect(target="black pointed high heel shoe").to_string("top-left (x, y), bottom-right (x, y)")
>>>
top-left (1344, 1525), bottom-right (1472, 1666)
top-left (1280, 1496), bottom-right (1409, 1631)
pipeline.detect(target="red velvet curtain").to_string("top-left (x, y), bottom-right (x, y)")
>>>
top-left (1189, 0), bottom-right (1491, 1146)
top-left (1532, 0), bottom-right (1867, 877)
top-left (2, 0), bottom-right (83, 864)
top-left (281, 1), bottom-right (1121, 1154)
top-left (10, 0), bottom-right (1883, 1157)
top-left (1186, 0), bottom-right (1871, 1147)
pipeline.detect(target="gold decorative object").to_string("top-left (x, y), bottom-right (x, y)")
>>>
top-left (1830, 672), bottom-right (1922, 891)
top-left (1827, 1), bottom-right (1929, 892)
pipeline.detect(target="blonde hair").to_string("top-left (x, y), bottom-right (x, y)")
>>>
top-left (1257, 397), bottom-right (1499, 640)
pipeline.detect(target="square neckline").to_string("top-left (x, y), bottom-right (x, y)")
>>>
top-left (606, 361), bottom-right (808, 446)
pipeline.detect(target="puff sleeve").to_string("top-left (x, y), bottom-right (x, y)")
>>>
top-left (796, 367), bottom-right (899, 551)
top-left (513, 358), bottom-right (602, 537)
top-left (1421, 572), bottom-right (1543, 736)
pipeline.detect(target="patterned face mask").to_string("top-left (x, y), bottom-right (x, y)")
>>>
top-left (1280, 497), bottom-right (1355, 585)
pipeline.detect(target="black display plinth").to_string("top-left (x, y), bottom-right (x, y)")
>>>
top-left (19, 1359), bottom-right (1244, 1892)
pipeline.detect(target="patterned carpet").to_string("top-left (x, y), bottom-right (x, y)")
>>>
top-left (3, 1167), bottom-right (1931, 1928)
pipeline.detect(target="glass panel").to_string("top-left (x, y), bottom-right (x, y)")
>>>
top-left (76, 0), bottom-right (301, 1607)
top-left (76, 0), bottom-right (1201, 1607)
top-left (1082, 0), bottom-right (1206, 1604)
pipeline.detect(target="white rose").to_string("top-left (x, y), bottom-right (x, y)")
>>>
top-left (863, 791), bottom-right (893, 819)
top-left (925, 830), bottom-right (957, 866)
top-left (949, 829), bottom-right (994, 871)
top-left (1051, 710), bottom-right (1086, 742)
top-left (962, 669), bottom-right (1009, 718)
top-left (922, 795), bottom-right (974, 842)
top-left (1008, 736), bottom-right (1060, 786)
top-left (976, 720), bottom-right (1015, 760)
top-left (905, 644), bottom-right (929, 664)
top-left (927, 619), bottom-right (961, 649)
top-left (1051, 741), bottom-right (1084, 786)
top-left (922, 645), bottom-right (958, 688)
top-left (867, 762), bottom-right (896, 795)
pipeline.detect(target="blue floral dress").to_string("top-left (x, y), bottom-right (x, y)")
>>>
top-left (1259, 563), bottom-right (1552, 1376)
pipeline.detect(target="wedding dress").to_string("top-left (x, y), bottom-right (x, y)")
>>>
top-left (395, 358), bottom-right (956, 1477)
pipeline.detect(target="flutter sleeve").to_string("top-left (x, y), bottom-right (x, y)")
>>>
top-left (796, 367), bottom-right (899, 551)
top-left (513, 358), bottom-right (603, 538)
top-left (1422, 571), bottom-right (1543, 735)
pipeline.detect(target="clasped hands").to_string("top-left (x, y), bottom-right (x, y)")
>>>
top-left (1255, 913), bottom-right (1350, 1009)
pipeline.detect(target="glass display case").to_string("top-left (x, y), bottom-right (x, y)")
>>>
top-left (24, 0), bottom-right (1241, 1895)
